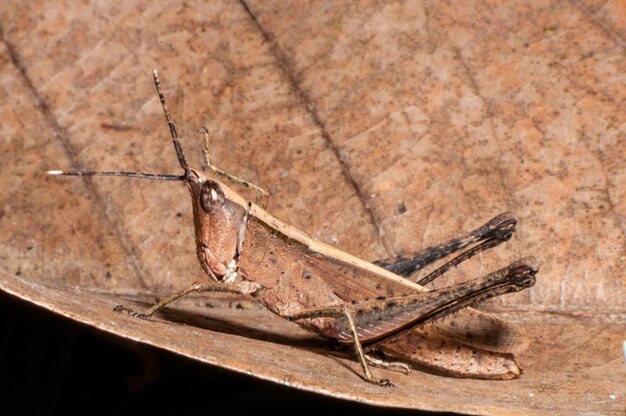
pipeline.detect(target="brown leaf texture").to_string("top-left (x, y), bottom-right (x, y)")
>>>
top-left (0, 1), bottom-right (624, 414)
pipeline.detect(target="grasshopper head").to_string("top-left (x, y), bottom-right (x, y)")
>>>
top-left (186, 174), bottom-right (247, 279)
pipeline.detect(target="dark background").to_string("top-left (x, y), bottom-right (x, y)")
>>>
top-left (1, 291), bottom-right (456, 415)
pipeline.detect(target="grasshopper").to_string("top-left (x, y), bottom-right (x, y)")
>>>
top-left (47, 70), bottom-right (537, 386)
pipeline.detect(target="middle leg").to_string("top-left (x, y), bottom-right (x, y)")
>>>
top-left (284, 305), bottom-right (392, 386)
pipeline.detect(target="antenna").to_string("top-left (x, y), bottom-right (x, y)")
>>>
top-left (47, 70), bottom-right (189, 182)
top-left (46, 170), bottom-right (184, 181)
top-left (152, 69), bottom-right (189, 173)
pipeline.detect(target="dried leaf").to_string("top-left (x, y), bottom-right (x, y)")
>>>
top-left (2, 271), bottom-right (623, 414)
top-left (0, 0), bottom-right (624, 414)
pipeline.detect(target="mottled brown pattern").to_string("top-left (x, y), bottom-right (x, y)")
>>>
top-left (379, 326), bottom-right (522, 380)
top-left (238, 216), bottom-right (344, 315)
top-left (237, 212), bottom-right (531, 376)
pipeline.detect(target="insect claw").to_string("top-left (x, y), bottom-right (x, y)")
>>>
top-left (376, 378), bottom-right (394, 387)
top-left (388, 362), bottom-right (411, 374)
top-left (365, 353), bottom-right (411, 375)
top-left (113, 304), bottom-right (151, 319)
top-left (362, 374), bottom-right (393, 387)
top-left (112, 304), bottom-right (126, 313)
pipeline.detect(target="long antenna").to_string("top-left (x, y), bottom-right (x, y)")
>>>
top-left (47, 70), bottom-right (191, 182)
top-left (152, 69), bottom-right (189, 173)
top-left (46, 170), bottom-right (184, 181)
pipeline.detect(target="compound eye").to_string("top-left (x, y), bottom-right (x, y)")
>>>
top-left (200, 180), bottom-right (225, 214)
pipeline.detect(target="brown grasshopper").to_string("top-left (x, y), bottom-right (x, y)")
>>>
top-left (47, 70), bottom-right (537, 386)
